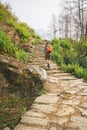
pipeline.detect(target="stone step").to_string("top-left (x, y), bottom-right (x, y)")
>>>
top-left (47, 69), bottom-right (63, 75)
top-left (14, 43), bottom-right (87, 130)
top-left (28, 62), bottom-right (46, 66)
top-left (29, 58), bottom-right (45, 61)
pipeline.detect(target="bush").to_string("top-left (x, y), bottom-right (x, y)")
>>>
top-left (51, 43), bottom-right (64, 65)
top-left (16, 25), bottom-right (30, 38)
top-left (63, 50), bottom-right (78, 65)
top-left (78, 56), bottom-right (87, 68)
top-left (61, 64), bottom-right (77, 73)
top-left (74, 66), bottom-right (84, 78)
top-left (60, 39), bottom-right (72, 49)
top-left (32, 35), bottom-right (41, 45)
top-left (83, 69), bottom-right (87, 79)
top-left (0, 30), bottom-right (16, 56)
top-left (7, 20), bottom-right (31, 42)
top-left (52, 38), bottom-right (87, 80)
top-left (0, 10), bottom-right (6, 22)
top-left (52, 38), bottom-right (59, 44)
top-left (15, 49), bottom-right (28, 61)
top-left (0, 30), bottom-right (28, 62)
top-left (61, 63), bottom-right (87, 79)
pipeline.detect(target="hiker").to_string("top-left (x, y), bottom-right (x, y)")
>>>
top-left (44, 42), bottom-right (52, 69)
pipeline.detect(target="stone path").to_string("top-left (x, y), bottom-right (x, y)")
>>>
top-left (15, 43), bottom-right (87, 130)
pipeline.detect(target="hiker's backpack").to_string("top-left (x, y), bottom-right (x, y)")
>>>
top-left (46, 44), bottom-right (52, 53)
top-left (43, 45), bottom-right (46, 53)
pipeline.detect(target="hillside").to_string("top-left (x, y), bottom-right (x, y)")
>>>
top-left (0, 2), bottom-right (42, 60)
top-left (0, 2), bottom-right (45, 129)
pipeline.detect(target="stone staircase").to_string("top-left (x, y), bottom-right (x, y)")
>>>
top-left (15, 43), bottom-right (87, 130)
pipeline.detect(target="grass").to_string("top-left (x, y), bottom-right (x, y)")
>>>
top-left (0, 95), bottom-right (35, 129)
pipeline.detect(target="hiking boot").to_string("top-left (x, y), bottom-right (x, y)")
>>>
top-left (47, 63), bottom-right (50, 69)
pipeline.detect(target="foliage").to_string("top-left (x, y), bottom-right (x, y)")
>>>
top-left (0, 9), bottom-right (6, 22)
top-left (52, 38), bottom-right (87, 79)
top-left (74, 66), bottom-right (84, 78)
top-left (52, 38), bottom-right (59, 44)
top-left (61, 63), bottom-right (77, 73)
top-left (32, 34), bottom-right (42, 45)
top-left (0, 2), bottom-right (17, 23)
top-left (60, 39), bottom-right (72, 49)
top-left (0, 96), bottom-right (35, 129)
top-left (0, 1), bottom-right (41, 62)
top-left (0, 30), bottom-right (16, 55)
top-left (0, 30), bottom-right (28, 61)
top-left (15, 49), bottom-right (28, 61)
top-left (61, 63), bottom-right (87, 79)
top-left (0, 2), bottom-right (36, 43)
top-left (7, 20), bottom-right (32, 43)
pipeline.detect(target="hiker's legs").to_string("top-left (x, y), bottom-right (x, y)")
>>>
top-left (47, 59), bottom-right (50, 68)
top-left (47, 59), bottom-right (50, 65)
top-left (45, 52), bottom-right (51, 69)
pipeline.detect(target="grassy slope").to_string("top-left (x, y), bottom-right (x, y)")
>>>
top-left (0, 2), bottom-right (42, 129)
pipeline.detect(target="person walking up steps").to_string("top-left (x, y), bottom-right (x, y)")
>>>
top-left (44, 41), bottom-right (52, 69)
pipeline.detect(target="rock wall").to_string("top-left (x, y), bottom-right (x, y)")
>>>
top-left (0, 54), bottom-right (47, 98)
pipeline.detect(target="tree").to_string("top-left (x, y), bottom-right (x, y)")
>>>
top-left (48, 14), bottom-right (57, 39)
top-left (57, 0), bottom-right (87, 40)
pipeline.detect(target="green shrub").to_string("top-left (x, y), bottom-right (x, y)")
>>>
top-left (52, 38), bottom-right (59, 44)
top-left (0, 30), bottom-right (16, 56)
top-left (0, 10), bottom-right (6, 22)
top-left (83, 69), bottom-right (87, 79)
top-left (61, 64), bottom-right (77, 73)
top-left (32, 35), bottom-right (41, 45)
top-left (15, 49), bottom-right (28, 61)
top-left (52, 50), bottom-right (63, 65)
top-left (7, 20), bottom-right (15, 26)
top-left (63, 50), bottom-right (78, 64)
top-left (16, 25), bottom-right (30, 38)
top-left (74, 66), bottom-right (84, 78)
top-left (51, 46), bottom-right (64, 65)
top-left (0, 30), bottom-right (28, 61)
top-left (52, 38), bottom-right (87, 80)
top-left (60, 39), bottom-right (72, 49)
top-left (78, 56), bottom-right (87, 68)
top-left (7, 20), bottom-right (31, 42)
top-left (61, 63), bottom-right (87, 79)
top-left (0, 2), bottom-right (18, 23)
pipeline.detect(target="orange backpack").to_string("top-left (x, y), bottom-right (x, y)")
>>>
top-left (46, 44), bottom-right (52, 53)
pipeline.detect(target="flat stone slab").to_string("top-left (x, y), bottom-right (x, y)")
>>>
top-left (48, 77), bottom-right (59, 83)
top-left (78, 92), bottom-right (87, 96)
top-left (3, 127), bottom-right (10, 130)
top-left (53, 73), bottom-right (72, 76)
top-left (77, 107), bottom-right (87, 117)
top-left (21, 116), bottom-right (49, 126)
top-left (24, 110), bottom-right (46, 118)
top-left (64, 87), bottom-right (80, 94)
top-left (14, 124), bottom-right (47, 130)
top-left (34, 94), bottom-right (59, 104)
top-left (57, 76), bottom-right (77, 80)
top-left (50, 127), bottom-right (57, 130)
top-left (69, 79), bottom-right (84, 86)
top-left (78, 88), bottom-right (87, 96)
top-left (56, 105), bottom-right (75, 116)
top-left (52, 117), bottom-right (69, 125)
top-left (62, 97), bottom-right (81, 106)
top-left (61, 92), bottom-right (75, 99)
top-left (79, 101), bottom-right (87, 108)
top-left (31, 104), bottom-right (57, 113)
top-left (69, 115), bottom-right (87, 130)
